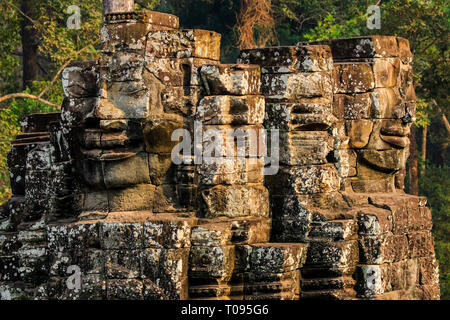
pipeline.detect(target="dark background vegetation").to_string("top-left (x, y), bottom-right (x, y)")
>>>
top-left (0, 0), bottom-right (448, 299)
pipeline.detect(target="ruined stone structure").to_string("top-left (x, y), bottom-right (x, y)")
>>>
top-left (0, 2), bottom-right (440, 300)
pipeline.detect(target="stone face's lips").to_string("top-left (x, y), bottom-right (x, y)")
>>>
top-left (380, 134), bottom-right (409, 148)
top-left (380, 123), bottom-right (410, 148)
top-left (81, 147), bottom-right (139, 161)
top-left (380, 124), bottom-right (410, 137)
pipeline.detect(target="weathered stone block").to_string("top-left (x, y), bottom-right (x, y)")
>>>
top-left (309, 219), bottom-right (357, 241)
top-left (146, 29), bottom-right (221, 60)
top-left (189, 245), bottom-right (235, 281)
top-left (191, 222), bottom-right (233, 247)
top-left (103, 153), bottom-right (151, 188)
top-left (143, 215), bottom-right (196, 249)
top-left (141, 248), bottom-right (189, 299)
top-left (108, 184), bottom-right (155, 212)
top-left (107, 279), bottom-right (144, 300)
top-left (306, 240), bottom-right (358, 269)
top-left (238, 45), bottom-right (333, 73)
top-left (105, 249), bottom-right (141, 279)
top-left (96, 82), bottom-right (150, 119)
top-left (334, 93), bottom-right (372, 120)
top-left (370, 87), bottom-right (403, 119)
top-left (306, 36), bottom-right (399, 60)
top-left (144, 56), bottom-right (216, 86)
top-left (199, 184), bottom-right (269, 218)
top-left (197, 95), bottom-right (265, 125)
top-left (333, 63), bottom-right (375, 93)
top-left (249, 243), bottom-right (307, 274)
top-left (62, 61), bottom-right (99, 99)
top-left (418, 256), bottom-right (440, 286)
top-left (264, 98), bottom-right (333, 131)
top-left (366, 119), bottom-right (411, 150)
top-left (197, 157), bottom-right (264, 185)
top-left (373, 58), bottom-right (400, 88)
top-left (276, 131), bottom-right (333, 166)
top-left (359, 233), bottom-right (409, 264)
top-left (357, 207), bottom-right (393, 236)
top-left (265, 165), bottom-right (340, 195)
top-left (408, 231), bottom-right (435, 258)
top-left (199, 64), bottom-right (260, 96)
top-left (262, 72), bottom-right (333, 100)
top-left (100, 222), bottom-right (143, 250)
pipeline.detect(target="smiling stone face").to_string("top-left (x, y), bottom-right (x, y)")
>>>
top-left (60, 11), bottom-right (221, 214)
top-left (323, 36), bottom-right (417, 193)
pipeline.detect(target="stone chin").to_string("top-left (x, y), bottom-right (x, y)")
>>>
top-left (358, 149), bottom-right (408, 173)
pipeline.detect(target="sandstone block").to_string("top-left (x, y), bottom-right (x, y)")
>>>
top-left (418, 256), bottom-right (440, 286)
top-left (197, 95), bottom-right (265, 125)
top-left (262, 72), bottom-right (333, 100)
top-left (373, 58), bottom-right (400, 88)
top-left (141, 248), bottom-right (189, 299)
top-left (276, 131), bottom-right (333, 166)
top-left (199, 64), bottom-right (261, 95)
top-left (191, 222), bottom-right (233, 247)
top-left (96, 83), bottom-right (150, 119)
top-left (306, 36), bottom-right (399, 60)
top-left (359, 233), bottom-right (409, 264)
top-left (408, 231), bottom-right (435, 258)
top-left (108, 184), bottom-right (155, 212)
top-left (306, 240), bottom-right (358, 269)
top-left (143, 214), bottom-right (196, 249)
top-left (144, 57), bottom-right (217, 87)
top-left (238, 45), bottom-right (333, 72)
top-left (357, 207), bottom-right (393, 236)
top-left (62, 61), bottom-right (99, 99)
top-left (249, 243), bottom-right (308, 275)
top-left (107, 279), bottom-right (144, 300)
top-left (103, 153), bottom-right (151, 188)
top-left (199, 184), bottom-right (269, 218)
top-left (146, 29), bottom-right (221, 60)
top-left (265, 165), bottom-right (340, 195)
top-left (370, 87), bottom-right (403, 119)
top-left (333, 63), bottom-right (375, 93)
top-left (197, 157), bottom-right (264, 185)
top-left (105, 249), bottom-right (141, 279)
top-left (189, 245), bottom-right (235, 281)
top-left (309, 219), bottom-right (357, 241)
top-left (334, 93), bottom-right (372, 120)
top-left (264, 98), bottom-right (333, 131)
top-left (345, 119), bottom-right (373, 149)
top-left (100, 222), bottom-right (143, 250)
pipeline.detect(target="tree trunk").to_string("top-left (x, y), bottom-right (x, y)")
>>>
top-left (102, 0), bottom-right (135, 15)
top-left (408, 126), bottom-right (419, 195)
top-left (20, 0), bottom-right (38, 89)
top-left (421, 125), bottom-right (427, 176)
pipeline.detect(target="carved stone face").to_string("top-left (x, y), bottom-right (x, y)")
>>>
top-left (61, 15), bottom-right (221, 213)
top-left (345, 95), bottom-right (414, 193)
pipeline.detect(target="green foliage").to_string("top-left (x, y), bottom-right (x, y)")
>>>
top-left (419, 164), bottom-right (450, 299)
top-left (303, 14), bottom-right (363, 41)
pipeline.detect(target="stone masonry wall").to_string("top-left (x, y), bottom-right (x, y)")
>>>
top-left (0, 5), bottom-right (440, 300)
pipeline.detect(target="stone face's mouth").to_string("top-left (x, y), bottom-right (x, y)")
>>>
top-left (79, 127), bottom-right (143, 161)
top-left (380, 124), bottom-right (410, 148)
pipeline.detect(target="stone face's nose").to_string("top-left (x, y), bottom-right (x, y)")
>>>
top-left (102, 0), bottom-right (135, 15)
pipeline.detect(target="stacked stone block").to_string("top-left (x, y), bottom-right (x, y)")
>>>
top-left (238, 46), bottom-right (339, 243)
